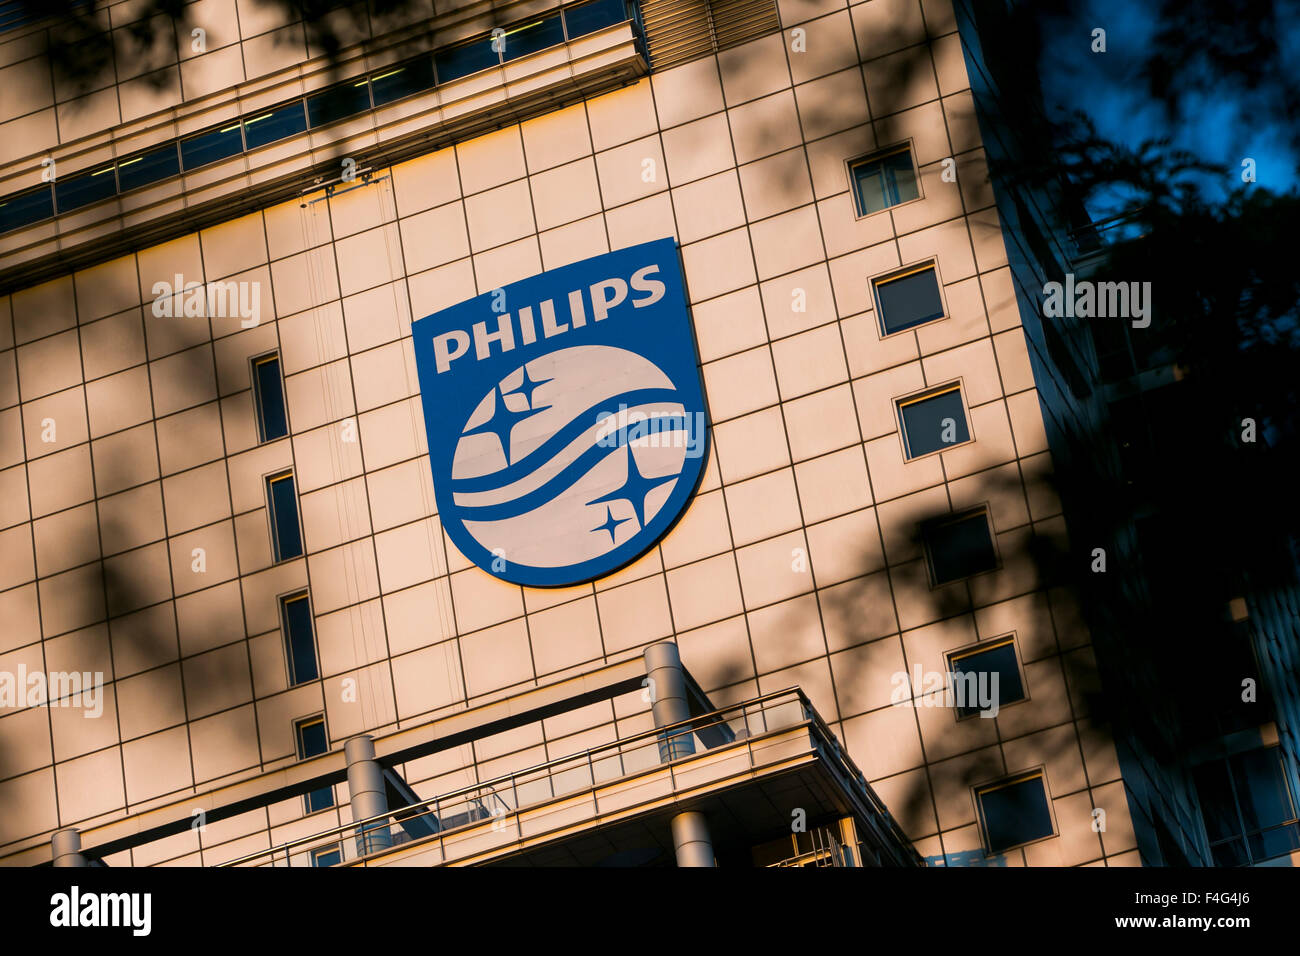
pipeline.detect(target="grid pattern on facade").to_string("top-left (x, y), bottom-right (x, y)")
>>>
top-left (0, 0), bottom-right (1136, 868)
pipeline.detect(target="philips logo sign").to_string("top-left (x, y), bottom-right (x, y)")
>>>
top-left (412, 238), bottom-right (709, 588)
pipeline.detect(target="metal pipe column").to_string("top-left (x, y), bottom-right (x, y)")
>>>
top-left (643, 642), bottom-right (715, 867)
top-left (345, 735), bottom-right (392, 856)
top-left (51, 828), bottom-right (86, 867)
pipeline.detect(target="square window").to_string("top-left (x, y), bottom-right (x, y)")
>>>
top-left (976, 771), bottom-right (1054, 853)
top-left (875, 263), bottom-right (945, 335)
top-left (311, 845), bottom-right (343, 867)
top-left (295, 716), bottom-right (334, 813)
top-left (947, 637), bottom-right (1026, 718)
top-left (924, 509), bottom-right (997, 585)
top-left (252, 353), bottom-right (288, 442)
top-left (267, 471), bottom-right (304, 561)
top-left (850, 146), bottom-right (920, 216)
top-left (281, 591), bottom-right (319, 685)
top-left (898, 385), bottom-right (970, 458)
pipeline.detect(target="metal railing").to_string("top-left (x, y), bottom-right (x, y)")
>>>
top-left (217, 687), bottom-right (911, 867)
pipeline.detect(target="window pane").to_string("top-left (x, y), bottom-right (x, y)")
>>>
top-left (180, 123), bottom-right (244, 169)
top-left (852, 148), bottom-right (917, 215)
top-left (1193, 760), bottom-right (1240, 843)
top-left (925, 511), bottom-right (997, 584)
top-left (949, 641), bottom-right (1024, 718)
top-left (243, 102), bottom-right (307, 149)
top-left (283, 595), bottom-right (318, 684)
top-left (307, 80), bottom-right (371, 127)
top-left (1231, 747), bottom-right (1296, 834)
top-left (312, 847), bottom-right (342, 867)
top-left (297, 718), bottom-right (328, 758)
top-left (253, 355), bottom-right (288, 441)
top-left (877, 266), bottom-right (944, 334)
top-left (885, 149), bottom-right (920, 204)
top-left (296, 719), bottom-right (333, 812)
top-left (499, 15), bottom-right (565, 61)
top-left (54, 166), bottom-right (117, 213)
top-left (370, 59), bottom-right (436, 105)
top-left (0, 186), bottom-right (54, 233)
top-left (268, 474), bottom-right (303, 561)
top-left (852, 162), bottom-right (889, 215)
top-left (564, 0), bottom-right (629, 38)
top-left (899, 387), bottom-right (969, 458)
top-left (1248, 823), bottom-right (1300, 862)
top-left (979, 774), bottom-right (1053, 853)
top-left (435, 37), bottom-right (500, 83)
top-left (116, 144), bottom-right (180, 192)
top-left (1210, 838), bottom-right (1248, 866)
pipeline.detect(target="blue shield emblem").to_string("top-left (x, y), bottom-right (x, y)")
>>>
top-left (411, 238), bottom-right (709, 587)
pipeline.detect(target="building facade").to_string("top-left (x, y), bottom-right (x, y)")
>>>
top-left (0, 0), bottom-right (1156, 866)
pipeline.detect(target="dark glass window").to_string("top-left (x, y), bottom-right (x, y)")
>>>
top-left (180, 123), bottom-right (245, 169)
top-left (0, 186), bottom-right (54, 233)
top-left (267, 472), bottom-right (304, 561)
top-left (948, 638), bottom-right (1025, 718)
top-left (851, 147), bottom-right (920, 215)
top-left (1194, 746), bottom-right (1300, 866)
top-left (898, 385), bottom-right (969, 458)
top-left (370, 59), bottom-right (436, 106)
top-left (307, 80), bottom-right (372, 127)
top-left (281, 592), bottom-right (319, 685)
top-left (116, 144), bottom-right (181, 192)
top-left (924, 509), bottom-right (997, 585)
top-left (243, 102), bottom-right (308, 149)
top-left (295, 717), bottom-right (334, 813)
top-left (54, 165), bottom-right (117, 213)
top-left (252, 353), bottom-right (288, 442)
top-left (311, 846), bottom-right (342, 867)
top-left (876, 264), bottom-right (944, 335)
top-left (977, 772), bottom-right (1054, 853)
top-left (564, 0), bottom-right (629, 38)
top-left (434, 37), bottom-right (500, 83)
top-left (498, 15), bottom-right (565, 61)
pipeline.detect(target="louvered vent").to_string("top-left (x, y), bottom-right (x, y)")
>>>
top-left (639, 0), bottom-right (781, 70)
top-left (708, 0), bottom-right (781, 52)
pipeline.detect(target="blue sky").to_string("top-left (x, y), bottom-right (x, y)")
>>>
top-left (1035, 0), bottom-right (1300, 216)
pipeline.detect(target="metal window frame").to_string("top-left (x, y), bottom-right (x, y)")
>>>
top-left (872, 258), bottom-right (948, 337)
top-left (847, 141), bottom-right (923, 219)
top-left (945, 634), bottom-right (1030, 721)
top-left (250, 351), bottom-right (287, 443)
top-left (896, 381), bottom-right (973, 460)
top-left (922, 505), bottom-right (1001, 588)
top-left (973, 767), bottom-right (1058, 856)
top-left (265, 469), bottom-right (303, 563)
top-left (293, 713), bottom-right (336, 816)
top-left (279, 589), bottom-right (319, 687)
